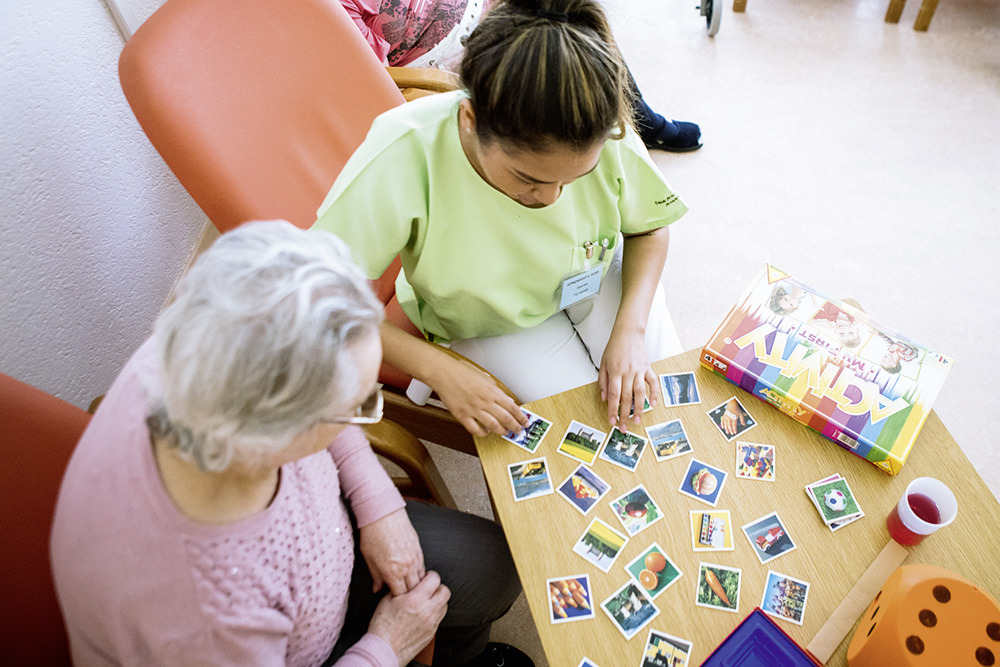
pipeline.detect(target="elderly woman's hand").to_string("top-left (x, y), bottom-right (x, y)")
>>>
top-left (368, 570), bottom-right (450, 667)
top-left (360, 508), bottom-right (426, 595)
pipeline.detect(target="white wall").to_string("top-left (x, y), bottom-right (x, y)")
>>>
top-left (0, 0), bottom-right (203, 408)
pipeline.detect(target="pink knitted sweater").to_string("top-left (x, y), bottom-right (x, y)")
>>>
top-left (51, 339), bottom-right (406, 666)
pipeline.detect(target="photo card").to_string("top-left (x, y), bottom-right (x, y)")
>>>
top-left (547, 574), bottom-right (595, 624)
top-left (640, 630), bottom-right (693, 667)
top-left (601, 579), bottom-right (660, 641)
top-left (609, 484), bottom-right (664, 536)
top-left (689, 510), bottom-right (734, 552)
top-left (599, 429), bottom-right (649, 473)
top-left (761, 570), bottom-right (810, 626)
top-left (695, 562), bottom-right (742, 614)
top-left (557, 420), bottom-right (608, 466)
top-left (577, 660), bottom-right (600, 667)
top-left (741, 512), bottom-right (797, 564)
top-left (557, 464), bottom-right (611, 516)
top-left (624, 542), bottom-right (682, 599)
top-left (707, 396), bottom-right (757, 441)
top-left (678, 458), bottom-right (728, 507)
top-left (735, 441), bottom-right (775, 481)
top-left (660, 372), bottom-right (701, 406)
top-left (806, 474), bottom-right (864, 531)
top-left (646, 418), bottom-right (693, 462)
top-left (572, 518), bottom-right (629, 573)
top-left (501, 408), bottom-right (553, 454)
top-left (506, 457), bottom-right (553, 502)
top-left (808, 476), bottom-right (862, 525)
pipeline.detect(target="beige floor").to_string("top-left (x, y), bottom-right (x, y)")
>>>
top-left (427, 0), bottom-right (1000, 664)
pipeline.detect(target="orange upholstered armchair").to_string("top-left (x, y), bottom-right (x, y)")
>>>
top-left (118, 0), bottom-right (508, 456)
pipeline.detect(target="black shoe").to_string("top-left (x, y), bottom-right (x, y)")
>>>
top-left (644, 120), bottom-right (703, 153)
top-left (461, 642), bottom-right (535, 667)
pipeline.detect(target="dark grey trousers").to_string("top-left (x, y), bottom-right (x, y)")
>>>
top-left (325, 500), bottom-right (522, 666)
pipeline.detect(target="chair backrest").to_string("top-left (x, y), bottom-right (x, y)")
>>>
top-left (118, 0), bottom-right (405, 236)
top-left (0, 374), bottom-right (90, 665)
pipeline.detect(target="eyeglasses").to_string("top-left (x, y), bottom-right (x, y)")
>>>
top-left (319, 386), bottom-right (384, 425)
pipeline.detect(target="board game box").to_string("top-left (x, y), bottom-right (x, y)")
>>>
top-left (700, 264), bottom-right (953, 475)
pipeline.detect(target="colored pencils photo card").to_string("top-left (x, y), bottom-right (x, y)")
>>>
top-left (659, 372), bottom-right (701, 406)
top-left (707, 396), bottom-right (757, 441)
top-left (501, 408), bottom-right (553, 454)
top-left (601, 580), bottom-right (660, 641)
top-left (741, 512), bottom-right (797, 565)
top-left (556, 464), bottom-right (611, 516)
top-left (599, 428), bottom-right (649, 473)
top-left (689, 510), bottom-right (734, 552)
top-left (624, 542), bottom-right (682, 600)
top-left (735, 441), bottom-right (775, 481)
top-left (695, 562), bottom-right (742, 614)
top-left (610, 484), bottom-right (664, 536)
top-left (547, 575), bottom-right (595, 624)
top-left (572, 518), bottom-right (629, 573)
top-left (640, 630), bottom-right (693, 667)
top-left (557, 420), bottom-right (607, 466)
top-left (761, 571), bottom-right (810, 626)
top-left (506, 457), bottom-right (553, 502)
top-left (678, 458), bottom-right (728, 507)
top-left (646, 418), bottom-right (693, 462)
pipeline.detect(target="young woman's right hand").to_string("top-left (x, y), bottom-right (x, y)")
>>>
top-left (430, 354), bottom-right (528, 437)
top-left (368, 570), bottom-right (450, 667)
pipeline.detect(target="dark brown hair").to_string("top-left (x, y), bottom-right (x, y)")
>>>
top-left (459, 0), bottom-right (633, 151)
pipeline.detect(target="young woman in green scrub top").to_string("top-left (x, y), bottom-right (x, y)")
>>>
top-left (314, 0), bottom-right (689, 438)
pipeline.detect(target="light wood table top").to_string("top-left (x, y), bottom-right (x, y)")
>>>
top-left (474, 349), bottom-right (1000, 667)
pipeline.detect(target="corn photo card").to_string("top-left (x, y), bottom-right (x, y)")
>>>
top-left (660, 372), bottom-right (701, 406)
top-left (547, 575), bottom-right (595, 624)
top-left (502, 409), bottom-right (553, 454)
top-left (741, 512), bottom-right (797, 565)
top-left (695, 562), bottom-right (742, 613)
top-left (557, 464), bottom-right (611, 516)
top-left (735, 442), bottom-right (775, 481)
top-left (624, 542), bottom-right (682, 599)
top-left (689, 510), bottom-right (734, 552)
top-left (599, 428), bottom-right (649, 473)
top-left (678, 458), bottom-right (728, 507)
top-left (601, 580), bottom-right (660, 641)
top-left (557, 420), bottom-right (608, 466)
top-left (760, 571), bottom-right (810, 626)
top-left (573, 518), bottom-right (629, 573)
top-left (506, 457), bottom-right (553, 502)
top-left (808, 477), bottom-right (862, 525)
top-left (646, 418), bottom-right (693, 462)
top-left (640, 630), bottom-right (693, 667)
top-left (609, 484), bottom-right (664, 536)
top-left (707, 396), bottom-right (757, 442)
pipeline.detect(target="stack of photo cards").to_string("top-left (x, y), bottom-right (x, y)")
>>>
top-left (689, 510), bottom-right (734, 552)
top-left (599, 429), bottom-right (648, 472)
top-left (641, 630), bottom-right (693, 667)
top-left (741, 512), bottom-right (797, 564)
top-left (600, 580), bottom-right (660, 641)
top-left (610, 484), bottom-right (663, 536)
top-left (506, 457), bottom-right (553, 502)
top-left (646, 418), bottom-right (693, 462)
top-left (624, 542), bottom-right (683, 599)
top-left (573, 518), bottom-right (629, 573)
top-left (805, 473), bottom-right (864, 530)
top-left (558, 420), bottom-right (608, 466)
top-left (557, 464), bottom-right (611, 516)
top-left (760, 571), bottom-right (810, 626)
top-left (547, 575), bottom-right (595, 624)
top-left (502, 408), bottom-right (553, 454)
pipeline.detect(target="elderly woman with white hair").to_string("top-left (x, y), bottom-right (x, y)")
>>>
top-left (50, 221), bottom-right (529, 667)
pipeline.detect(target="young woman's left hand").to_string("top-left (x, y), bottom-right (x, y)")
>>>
top-left (600, 327), bottom-right (662, 432)
top-left (360, 507), bottom-right (426, 595)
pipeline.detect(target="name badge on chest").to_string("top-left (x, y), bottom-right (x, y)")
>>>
top-left (558, 264), bottom-right (603, 310)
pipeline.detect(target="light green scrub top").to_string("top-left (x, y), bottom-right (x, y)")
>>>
top-left (314, 91), bottom-right (688, 343)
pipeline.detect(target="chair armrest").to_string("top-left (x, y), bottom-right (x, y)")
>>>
top-left (364, 419), bottom-right (457, 509)
top-left (386, 67), bottom-right (460, 94)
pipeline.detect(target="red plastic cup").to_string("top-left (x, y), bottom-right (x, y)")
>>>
top-left (886, 477), bottom-right (957, 546)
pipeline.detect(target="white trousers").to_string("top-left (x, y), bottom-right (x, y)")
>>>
top-left (450, 249), bottom-right (683, 404)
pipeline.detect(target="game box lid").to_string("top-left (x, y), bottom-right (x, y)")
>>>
top-left (700, 607), bottom-right (821, 666)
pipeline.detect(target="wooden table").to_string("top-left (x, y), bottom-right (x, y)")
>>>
top-left (474, 349), bottom-right (1000, 667)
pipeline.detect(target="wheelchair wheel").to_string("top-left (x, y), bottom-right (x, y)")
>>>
top-left (701, 0), bottom-right (722, 36)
